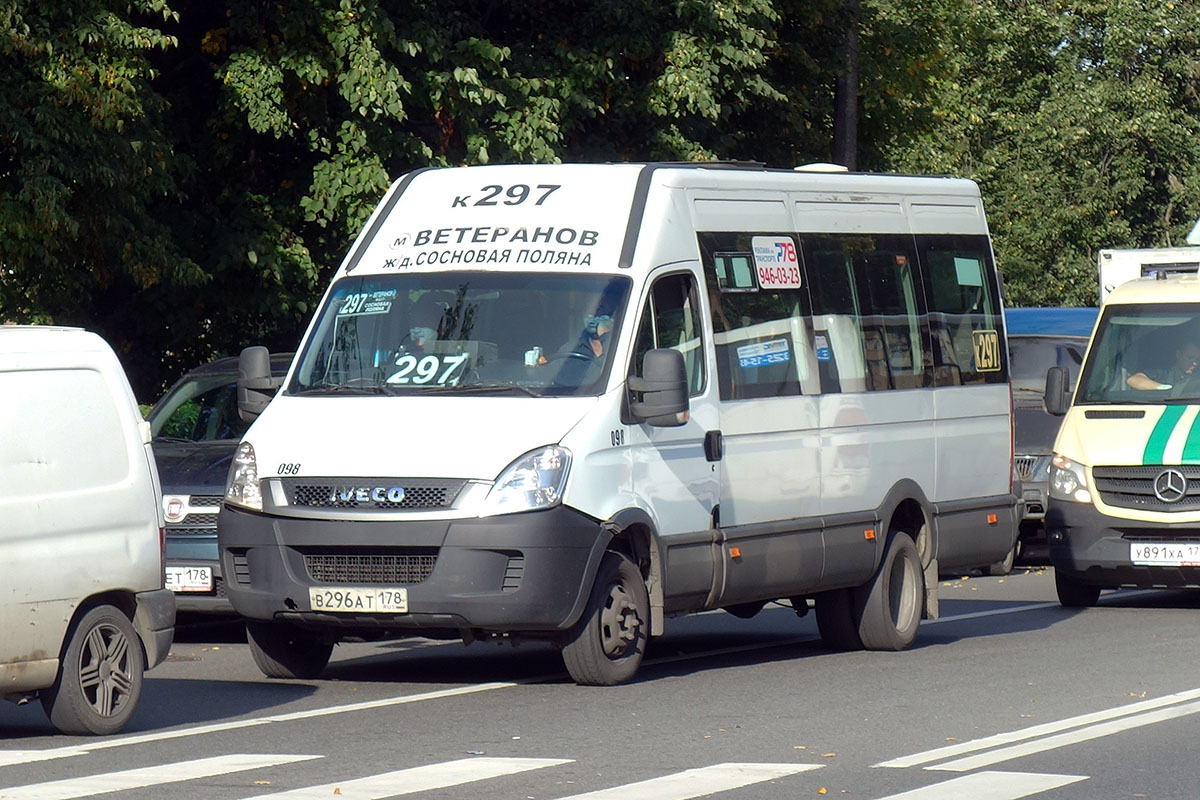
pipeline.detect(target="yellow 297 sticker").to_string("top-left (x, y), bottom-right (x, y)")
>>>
top-left (972, 329), bottom-right (1002, 372)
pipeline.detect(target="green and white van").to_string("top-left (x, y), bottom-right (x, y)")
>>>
top-left (1046, 271), bottom-right (1200, 605)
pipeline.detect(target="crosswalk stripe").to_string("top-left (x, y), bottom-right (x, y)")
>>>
top-left (238, 757), bottom-right (571, 799)
top-left (873, 770), bottom-right (1087, 799)
top-left (0, 754), bottom-right (319, 800)
top-left (875, 686), bottom-right (1200, 769)
top-left (932, 699), bottom-right (1200, 772)
top-left (552, 762), bottom-right (821, 800)
top-left (0, 683), bottom-right (518, 767)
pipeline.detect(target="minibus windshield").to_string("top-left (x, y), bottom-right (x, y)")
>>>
top-left (1076, 304), bottom-right (1200, 404)
top-left (289, 272), bottom-right (631, 398)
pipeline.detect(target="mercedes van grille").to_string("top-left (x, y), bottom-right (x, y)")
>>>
top-left (304, 553), bottom-right (437, 584)
top-left (1094, 465), bottom-right (1200, 512)
top-left (282, 478), bottom-right (466, 510)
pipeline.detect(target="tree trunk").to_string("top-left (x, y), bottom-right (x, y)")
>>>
top-left (832, 0), bottom-right (860, 171)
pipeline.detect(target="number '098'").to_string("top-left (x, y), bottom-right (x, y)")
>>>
top-left (278, 463), bottom-right (301, 475)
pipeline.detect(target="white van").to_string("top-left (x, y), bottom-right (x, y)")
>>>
top-left (1097, 246), bottom-right (1200, 303)
top-left (220, 163), bottom-right (1018, 684)
top-left (1045, 271), bottom-right (1200, 605)
top-left (0, 326), bottom-right (175, 734)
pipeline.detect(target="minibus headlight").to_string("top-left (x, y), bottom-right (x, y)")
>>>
top-left (481, 445), bottom-right (572, 516)
top-left (1049, 454), bottom-right (1091, 503)
top-left (225, 441), bottom-right (263, 511)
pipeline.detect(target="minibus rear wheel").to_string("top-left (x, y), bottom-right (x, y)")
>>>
top-left (561, 551), bottom-right (649, 685)
top-left (246, 621), bottom-right (333, 679)
top-left (41, 604), bottom-right (145, 735)
top-left (856, 531), bottom-right (923, 651)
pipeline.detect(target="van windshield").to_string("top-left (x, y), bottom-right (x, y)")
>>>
top-left (1076, 304), bottom-right (1200, 404)
top-left (289, 272), bottom-right (631, 397)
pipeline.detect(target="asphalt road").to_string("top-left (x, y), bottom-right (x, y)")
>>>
top-left (3, 567), bottom-right (1200, 799)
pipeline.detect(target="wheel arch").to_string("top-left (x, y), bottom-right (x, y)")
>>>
top-left (602, 507), bottom-right (662, 636)
top-left (877, 479), bottom-right (935, 568)
top-left (59, 591), bottom-right (139, 661)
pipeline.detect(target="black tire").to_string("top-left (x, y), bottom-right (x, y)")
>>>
top-left (856, 531), bottom-right (924, 651)
top-left (562, 551), bottom-right (649, 686)
top-left (41, 604), bottom-right (145, 735)
top-left (1055, 570), bottom-right (1101, 608)
top-left (815, 589), bottom-right (864, 651)
top-left (245, 621), bottom-right (333, 679)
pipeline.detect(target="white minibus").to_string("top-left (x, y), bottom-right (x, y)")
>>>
top-left (220, 162), bottom-right (1018, 684)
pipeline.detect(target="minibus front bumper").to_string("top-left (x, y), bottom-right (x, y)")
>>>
top-left (1046, 500), bottom-right (1200, 588)
top-left (218, 504), bottom-right (610, 634)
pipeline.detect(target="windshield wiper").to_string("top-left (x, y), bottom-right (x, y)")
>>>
top-left (292, 384), bottom-right (394, 396)
top-left (421, 382), bottom-right (545, 397)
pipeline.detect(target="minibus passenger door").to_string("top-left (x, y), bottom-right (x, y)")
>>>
top-left (626, 270), bottom-right (721, 611)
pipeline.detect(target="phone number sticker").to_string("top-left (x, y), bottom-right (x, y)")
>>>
top-left (751, 236), bottom-right (802, 289)
top-left (737, 339), bottom-right (792, 368)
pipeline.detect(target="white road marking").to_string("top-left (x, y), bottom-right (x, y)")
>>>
top-left (933, 699), bottom-right (1200, 772)
top-left (238, 757), bottom-right (571, 799)
top-left (0, 592), bottom-right (1140, 768)
top-left (551, 763), bottom-right (821, 800)
top-left (0, 683), bottom-right (515, 766)
top-left (874, 770), bottom-right (1086, 799)
top-left (0, 754), bottom-right (318, 800)
top-left (876, 686), bottom-right (1200, 769)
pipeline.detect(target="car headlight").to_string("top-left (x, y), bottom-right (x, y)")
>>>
top-left (1049, 454), bottom-right (1091, 503)
top-left (481, 445), bottom-right (571, 516)
top-left (225, 441), bottom-right (263, 511)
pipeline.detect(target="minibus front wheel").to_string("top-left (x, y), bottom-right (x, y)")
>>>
top-left (561, 551), bottom-right (649, 686)
top-left (246, 621), bottom-right (334, 679)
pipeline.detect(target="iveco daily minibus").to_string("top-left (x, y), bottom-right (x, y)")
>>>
top-left (219, 162), bottom-right (1018, 684)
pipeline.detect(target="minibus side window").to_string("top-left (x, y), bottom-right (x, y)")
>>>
top-left (804, 234), bottom-right (928, 393)
top-left (917, 235), bottom-right (1006, 386)
top-left (697, 233), bottom-right (816, 401)
top-left (630, 272), bottom-right (706, 396)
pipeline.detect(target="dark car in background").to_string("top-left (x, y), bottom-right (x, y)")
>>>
top-left (1005, 307), bottom-right (1098, 568)
top-left (146, 352), bottom-right (292, 614)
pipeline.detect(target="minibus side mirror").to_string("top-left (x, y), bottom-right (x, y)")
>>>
top-left (628, 348), bottom-right (689, 427)
top-left (1044, 366), bottom-right (1070, 416)
top-left (237, 346), bottom-right (283, 422)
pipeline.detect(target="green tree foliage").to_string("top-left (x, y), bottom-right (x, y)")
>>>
top-left (0, 1), bottom-right (198, 356)
top-left (884, 0), bottom-right (1200, 306)
top-left (7, 0), bottom-right (1194, 399)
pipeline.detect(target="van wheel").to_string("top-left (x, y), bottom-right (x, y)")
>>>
top-left (856, 531), bottom-right (924, 651)
top-left (1055, 570), bottom-right (1101, 608)
top-left (246, 621), bottom-right (333, 679)
top-left (561, 552), bottom-right (649, 685)
top-left (41, 605), bottom-right (144, 735)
